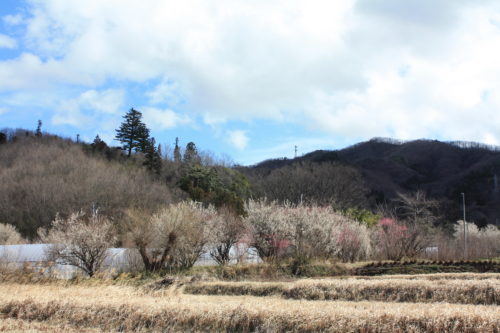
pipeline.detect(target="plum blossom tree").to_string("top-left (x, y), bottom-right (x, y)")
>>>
top-left (38, 211), bottom-right (116, 277)
top-left (207, 207), bottom-right (248, 265)
top-left (245, 200), bottom-right (372, 264)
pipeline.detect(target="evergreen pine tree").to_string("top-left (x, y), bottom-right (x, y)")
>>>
top-left (183, 141), bottom-right (199, 164)
top-left (157, 143), bottom-right (162, 159)
top-left (91, 135), bottom-right (108, 152)
top-left (174, 137), bottom-right (181, 163)
top-left (115, 108), bottom-right (150, 157)
top-left (35, 120), bottom-right (42, 137)
top-left (144, 137), bottom-right (162, 175)
top-left (153, 142), bottom-right (163, 175)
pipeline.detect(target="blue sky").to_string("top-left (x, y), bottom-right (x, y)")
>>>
top-left (2, 1), bottom-right (500, 165)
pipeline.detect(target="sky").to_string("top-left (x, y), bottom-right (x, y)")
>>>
top-left (2, 0), bottom-right (500, 165)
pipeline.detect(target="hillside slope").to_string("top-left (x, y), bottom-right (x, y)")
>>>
top-left (244, 138), bottom-right (500, 226)
top-left (0, 134), bottom-right (174, 237)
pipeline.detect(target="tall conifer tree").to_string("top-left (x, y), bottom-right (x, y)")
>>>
top-left (115, 108), bottom-right (150, 157)
top-left (144, 137), bottom-right (162, 175)
top-left (174, 137), bottom-right (181, 163)
top-left (35, 120), bottom-right (42, 137)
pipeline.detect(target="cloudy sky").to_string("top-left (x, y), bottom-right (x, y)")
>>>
top-left (1, 0), bottom-right (500, 165)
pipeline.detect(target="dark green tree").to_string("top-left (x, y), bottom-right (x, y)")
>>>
top-left (143, 137), bottom-right (163, 175)
top-left (35, 120), bottom-right (42, 137)
top-left (173, 137), bottom-right (181, 163)
top-left (157, 143), bottom-right (163, 160)
top-left (183, 141), bottom-right (200, 164)
top-left (179, 164), bottom-right (250, 216)
top-left (179, 165), bottom-right (219, 202)
top-left (91, 135), bottom-right (108, 152)
top-left (115, 108), bottom-right (150, 157)
top-left (0, 132), bottom-right (6, 144)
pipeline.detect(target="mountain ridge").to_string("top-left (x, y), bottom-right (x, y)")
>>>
top-left (244, 137), bottom-right (500, 227)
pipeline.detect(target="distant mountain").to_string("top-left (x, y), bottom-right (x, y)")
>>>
top-left (244, 138), bottom-right (500, 227)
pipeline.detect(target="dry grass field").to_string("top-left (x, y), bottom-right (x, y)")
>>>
top-left (0, 273), bottom-right (499, 332)
top-left (185, 276), bottom-right (500, 304)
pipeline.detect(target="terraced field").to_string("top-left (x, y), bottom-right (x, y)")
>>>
top-left (1, 273), bottom-right (499, 332)
top-left (185, 275), bottom-right (500, 304)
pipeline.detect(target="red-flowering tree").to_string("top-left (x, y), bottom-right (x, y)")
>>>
top-left (374, 217), bottom-right (427, 260)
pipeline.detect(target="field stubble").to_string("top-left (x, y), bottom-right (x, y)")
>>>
top-left (185, 276), bottom-right (500, 305)
top-left (0, 276), bottom-right (499, 332)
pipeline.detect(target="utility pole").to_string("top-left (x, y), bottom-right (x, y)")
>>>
top-left (494, 174), bottom-right (498, 194)
top-left (294, 145), bottom-right (298, 158)
top-left (461, 192), bottom-right (467, 260)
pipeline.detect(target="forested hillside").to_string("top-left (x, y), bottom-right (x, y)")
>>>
top-left (0, 126), bottom-right (250, 238)
top-left (0, 132), bottom-right (174, 237)
top-left (241, 138), bottom-right (500, 227)
top-left (2, 121), bottom-right (500, 240)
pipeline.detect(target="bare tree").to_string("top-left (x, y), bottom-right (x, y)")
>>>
top-left (253, 162), bottom-right (368, 209)
top-left (395, 190), bottom-right (438, 226)
top-left (38, 211), bottom-right (116, 277)
top-left (123, 208), bottom-right (176, 272)
top-left (124, 201), bottom-right (215, 271)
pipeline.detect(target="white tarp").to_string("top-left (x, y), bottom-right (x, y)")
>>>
top-left (0, 244), bottom-right (261, 278)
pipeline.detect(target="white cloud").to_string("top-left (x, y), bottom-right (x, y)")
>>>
top-left (3, 14), bottom-right (23, 25)
top-left (78, 89), bottom-right (124, 114)
top-left (0, 53), bottom-right (93, 90)
top-left (0, 34), bottom-right (17, 49)
top-left (141, 107), bottom-right (190, 131)
top-left (146, 79), bottom-right (184, 106)
top-left (227, 130), bottom-right (249, 150)
top-left (3, 1), bottom-right (500, 144)
top-left (51, 108), bottom-right (88, 127)
top-left (0, 108), bottom-right (7, 115)
top-left (52, 89), bottom-right (125, 126)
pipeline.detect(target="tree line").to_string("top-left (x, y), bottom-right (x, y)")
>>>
top-left (2, 195), bottom-right (497, 277)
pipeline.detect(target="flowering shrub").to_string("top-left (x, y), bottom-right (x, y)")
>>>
top-left (38, 211), bottom-right (116, 277)
top-left (244, 200), bottom-right (293, 261)
top-left (0, 223), bottom-right (23, 245)
top-left (333, 222), bottom-right (371, 262)
top-left (453, 221), bottom-right (500, 259)
top-left (373, 217), bottom-right (428, 260)
top-left (245, 200), bottom-right (372, 263)
top-left (206, 207), bottom-right (248, 265)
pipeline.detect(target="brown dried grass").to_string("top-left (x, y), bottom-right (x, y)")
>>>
top-left (350, 272), bottom-right (500, 280)
top-left (0, 318), bottom-right (102, 332)
top-left (0, 283), bottom-right (499, 332)
top-left (185, 275), bottom-right (500, 305)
